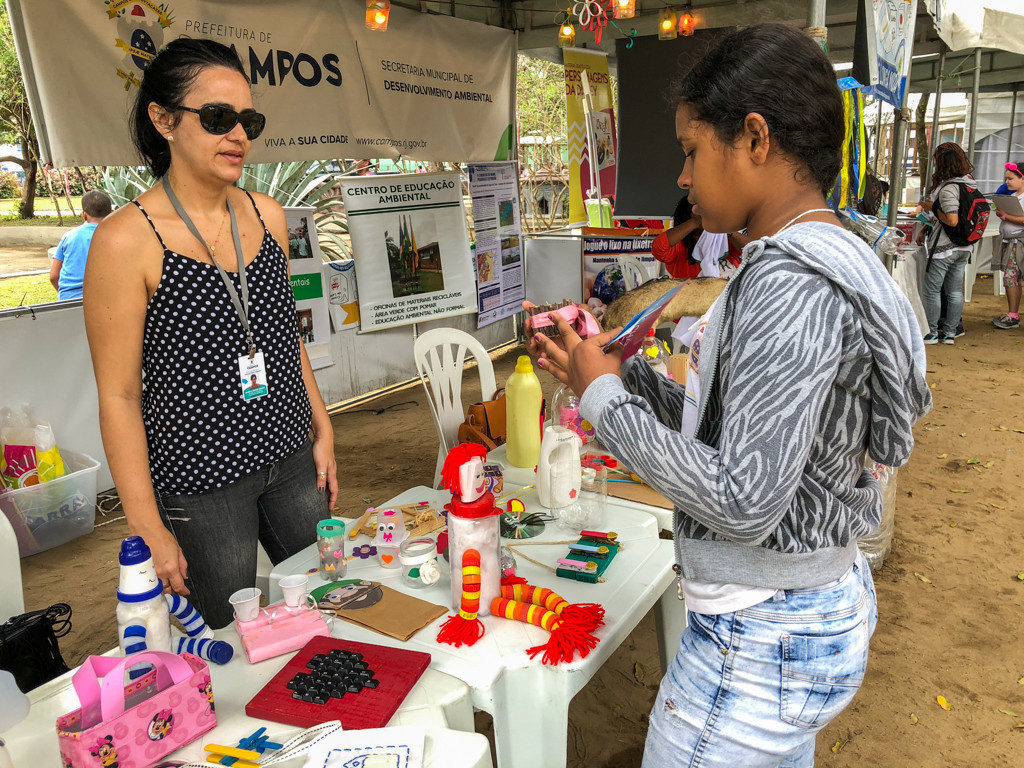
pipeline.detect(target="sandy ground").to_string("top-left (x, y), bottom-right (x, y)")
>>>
top-left (12, 274), bottom-right (1024, 767)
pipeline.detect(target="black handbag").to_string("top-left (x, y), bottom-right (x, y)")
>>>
top-left (0, 603), bottom-right (72, 692)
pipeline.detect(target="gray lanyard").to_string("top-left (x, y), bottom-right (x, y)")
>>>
top-left (161, 176), bottom-right (255, 358)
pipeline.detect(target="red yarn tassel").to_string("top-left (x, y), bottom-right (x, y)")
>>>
top-left (500, 574), bottom-right (528, 586)
top-left (436, 612), bottom-right (485, 647)
top-left (525, 621), bottom-right (600, 665)
top-left (558, 602), bottom-right (605, 633)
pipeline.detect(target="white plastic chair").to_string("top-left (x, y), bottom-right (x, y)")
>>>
top-left (616, 254), bottom-right (651, 289)
top-left (0, 509), bottom-right (25, 622)
top-left (414, 328), bottom-right (497, 488)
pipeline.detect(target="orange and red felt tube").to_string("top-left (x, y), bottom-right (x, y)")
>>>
top-left (491, 595), bottom-right (602, 665)
top-left (499, 583), bottom-right (605, 632)
top-left (437, 549), bottom-right (486, 647)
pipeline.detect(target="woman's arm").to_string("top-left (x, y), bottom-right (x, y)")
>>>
top-left (258, 193), bottom-right (338, 510)
top-left (84, 211), bottom-right (190, 593)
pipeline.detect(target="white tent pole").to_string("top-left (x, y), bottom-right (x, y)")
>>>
top-left (1006, 87), bottom-right (1019, 165)
top-left (922, 46), bottom-right (947, 195)
top-left (968, 48), bottom-right (982, 164)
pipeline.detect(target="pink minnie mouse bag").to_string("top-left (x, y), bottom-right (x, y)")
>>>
top-left (56, 651), bottom-right (216, 767)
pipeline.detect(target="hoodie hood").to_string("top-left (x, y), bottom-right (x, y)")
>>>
top-left (930, 174), bottom-right (977, 200)
top-left (753, 223), bottom-right (932, 467)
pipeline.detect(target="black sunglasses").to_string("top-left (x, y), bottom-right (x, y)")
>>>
top-left (176, 104), bottom-right (266, 140)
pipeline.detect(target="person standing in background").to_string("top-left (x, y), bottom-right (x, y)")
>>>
top-left (992, 162), bottom-right (1024, 329)
top-left (49, 190), bottom-right (112, 300)
top-left (919, 143), bottom-right (976, 345)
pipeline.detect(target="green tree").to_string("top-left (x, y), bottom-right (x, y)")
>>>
top-left (0, 0), bottom-right (38, 217)
top-left (516, 55), bottom-right (570, 232)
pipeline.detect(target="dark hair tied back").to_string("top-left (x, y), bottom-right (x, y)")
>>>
top-left (668, 23), bottom-right (844, 195)
top-left (130, 37), bottom-right (249, 177)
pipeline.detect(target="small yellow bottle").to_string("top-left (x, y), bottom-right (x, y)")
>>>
top-left (505, 355), bottom-right (543, 468)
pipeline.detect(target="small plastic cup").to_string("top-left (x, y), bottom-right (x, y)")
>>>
top-left (228, 587), bottom-right (261, 622)
top-left (279, 573), bottom-right (318, 611)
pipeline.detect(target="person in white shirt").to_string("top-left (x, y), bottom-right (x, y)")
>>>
top-left (992, 162), bottom-right (1024, 329)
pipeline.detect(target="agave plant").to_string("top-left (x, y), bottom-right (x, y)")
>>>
top-left (101, 166), bottom-right (155, 208)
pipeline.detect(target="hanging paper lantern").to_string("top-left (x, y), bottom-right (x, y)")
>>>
top-left (658, 9), bottom-right (678, 40)
top-left (614, 0), bottom-right (635, 20)
top-left (678, 12), bottom-right (695, 36)
top-left (558, 21), bottom-right (576, 48)
top-left (366, 0), bottom-right (390, 31)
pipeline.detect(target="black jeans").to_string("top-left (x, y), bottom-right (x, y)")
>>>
top-left (156, 440), bottom-right (328, 628)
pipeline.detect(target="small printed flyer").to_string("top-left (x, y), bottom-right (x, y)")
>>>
top-left (285, 206), bottom-right (332, 369)
top-left (467, 161), bottom-right (524, 327)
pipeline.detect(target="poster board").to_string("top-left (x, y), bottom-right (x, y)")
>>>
top-left (6, 0), bottom-right (515, 166)
top-left (467, 161), bottom-right (525, 327)
top-left (285, 206), bottom-right (332, 369)
top-left (563, 49), bottom-right (617, 224)
top-left (856, 0), bottom-right (918, 108)
top-left (323, 259), bottom-right (361, 331)
top-left (581, 228), bottom-right (660, 324)
top-left (340, 173), bottom-right (476, 332)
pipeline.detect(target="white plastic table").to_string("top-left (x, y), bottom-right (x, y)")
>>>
top-left (270, 485), bottom-right (683, 768)
top-left (4, 629), bottom-right (492, 768)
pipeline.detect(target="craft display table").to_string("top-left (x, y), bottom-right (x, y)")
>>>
top-left (4, 629), bottom-right (492, 768)
top-left (269, 485), bottom-right (683, 768)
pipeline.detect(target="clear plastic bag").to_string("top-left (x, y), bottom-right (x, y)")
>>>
top-left (838, 208), bottom-right (906, 263)
top-left (858, 457), bottom-right (898, 571)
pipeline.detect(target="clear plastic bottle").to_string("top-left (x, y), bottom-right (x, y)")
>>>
top-left (552, 384), bottom-right (595, 448)
top-left (640, 329), bottom-right (669, 377)
top-left (316, 519), bottom-right (347, 581)
top-left (505, 355), bottom-right (543, 468)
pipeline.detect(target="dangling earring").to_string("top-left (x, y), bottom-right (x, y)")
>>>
top-left (166, 134), bottom-right (174, 142)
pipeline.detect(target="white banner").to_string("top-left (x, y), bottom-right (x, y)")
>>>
top-left (467, 162), bottom-right (524, 328)
top-left (7, 0), bottom-right (515, 167)
top-left (340, 173), bottom-right (476, 332)
top-left (285, 206), bottom-right (332, 370)
top-left (862, 0), bottom-right (918, 108)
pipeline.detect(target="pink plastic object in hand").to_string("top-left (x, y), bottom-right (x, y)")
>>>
top-left (235, 603), bottom-right (329, 663)
top-left (530, 304), bottom-right (602, 339)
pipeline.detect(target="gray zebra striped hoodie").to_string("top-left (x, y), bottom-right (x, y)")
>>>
top-left (579, 222), bottom-right (932, 588)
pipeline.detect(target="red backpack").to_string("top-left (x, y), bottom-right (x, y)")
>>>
top-left (937, 181), bottom-right (990, 247)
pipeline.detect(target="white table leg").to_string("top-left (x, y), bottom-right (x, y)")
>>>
top-left (489, 668), bottom-right (571, 768)
top-left (653, 580), bottom-right (686, 676)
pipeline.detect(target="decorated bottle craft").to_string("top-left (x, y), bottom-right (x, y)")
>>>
top-left (437, 444), bottom-right (502, 649)
top-left (537, 425), bottom-right (582, 512)
top-left (317, 519), bottom-right (347, 580)
top-left (552, 384), bottom-right (596, 447)
top-left (116, 536), bottom-right (232, 669)
top-left (371, 509), bottom-right (407, 569)
top-left (437, 548), bottom-right (486, 647)
top-left (640, 329), bottom-right (670, 376)
top-left (505, 356), bottom-right (543, 468)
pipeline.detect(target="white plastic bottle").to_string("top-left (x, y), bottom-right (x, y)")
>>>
top-left (505, 355), bottom-right (543, 468)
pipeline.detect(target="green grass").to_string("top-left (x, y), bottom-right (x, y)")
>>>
top-left (0, 215), bottom-right (83, 227)
top-left (0, 195), bottom-right (85, 222)
top-left (0, 273), bottom-right (58, 309)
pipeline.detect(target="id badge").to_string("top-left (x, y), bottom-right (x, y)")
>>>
top-left (239, 351), bottom-right (269, 401)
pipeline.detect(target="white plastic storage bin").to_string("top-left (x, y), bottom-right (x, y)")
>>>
top-left (0, 451), bottom-right (99, 557)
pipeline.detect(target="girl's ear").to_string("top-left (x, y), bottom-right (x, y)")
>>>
top-left (743, 113), bottom-right (771, 165)
top-left (148, 102), bottom-right (175, 138)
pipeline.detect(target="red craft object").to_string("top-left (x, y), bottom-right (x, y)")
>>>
top-left (245, 636), bottom-right (430, 729)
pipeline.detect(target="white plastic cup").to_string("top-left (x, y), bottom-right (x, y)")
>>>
top-left (279, 574), bottom-right (317, 610)
top-left (228, 587), bottom-right (262, 621)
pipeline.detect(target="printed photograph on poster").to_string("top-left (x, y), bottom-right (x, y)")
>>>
top-left (284, 206), bottom-right (333, 369)
top-left (385, 214), bottom-right (445, 298)
top-left (499, 199), bottom-right (515, 227)
top-left (476, 250), bottom-right (495, 282)
top-left (581, 231), bottom-right (659, 324)
top-left (500, 235), bottom-right (521, 266)
top-left (592, 112), bottom-right (616, 170)
top-left (339, 173), bottom-right (476, 332)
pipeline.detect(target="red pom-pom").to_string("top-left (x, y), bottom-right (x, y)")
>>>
top-left (436, 613), bottom-right (485, 647)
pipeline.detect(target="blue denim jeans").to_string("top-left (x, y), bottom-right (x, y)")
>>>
top-left (923, 251), bottom-right (970, 336)
top-left (155, 439), bottom-right (328, 629)
top-left (642, 553), bottom-right (877, 768)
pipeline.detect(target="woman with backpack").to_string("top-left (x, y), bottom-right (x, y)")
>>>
top-left (919, 142), bottom-right (979, 345)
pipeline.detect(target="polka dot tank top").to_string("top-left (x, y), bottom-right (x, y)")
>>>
top-left (135, 192), bottom-right (312, 495)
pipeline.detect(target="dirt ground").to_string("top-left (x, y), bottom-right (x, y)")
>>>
top-left (14, 274), bottom-right (1024, 767)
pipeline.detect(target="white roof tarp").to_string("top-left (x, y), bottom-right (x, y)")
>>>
top-left (927, 0), bottom-right (1024, 55)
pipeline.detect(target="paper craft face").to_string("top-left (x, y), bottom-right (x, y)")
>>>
top-left (119, 559), bottom-right (160, 597)
top-left (319, 580), bottom-right (384, 611)
top-left (372, 509), bottom-right (408, 547)
top-left (460, 457), bottom-right (487, 503)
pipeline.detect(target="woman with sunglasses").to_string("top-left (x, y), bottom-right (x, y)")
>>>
top-left (992, 162), bottom-right (1024, 329)
top-left (84, 38), bottom-right (337, 628)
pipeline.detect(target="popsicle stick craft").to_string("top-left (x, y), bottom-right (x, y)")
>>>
top-left (349, 503), bottom-right (445, 541)
top-left (556, 530), bottom-right (621, 584)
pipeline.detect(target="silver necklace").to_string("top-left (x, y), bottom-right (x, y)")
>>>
top-left (774, 207), bottom-right (834, 236)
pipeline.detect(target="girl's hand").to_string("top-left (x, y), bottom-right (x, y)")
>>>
top-left (313, 435), bottom-right (338, 511)
top-left (996, 209), bottom-right (1007, 220)
top-left (534, 314), bottom-right (623, 397)
top-left (919, 198), bottom-right (934, 212)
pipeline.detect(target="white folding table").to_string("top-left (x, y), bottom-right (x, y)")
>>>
top-left (269, 485), bottom-right (684, 768)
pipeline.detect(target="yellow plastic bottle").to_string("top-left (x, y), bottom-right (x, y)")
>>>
top-left (505, 355), bottom-right (543, 468)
